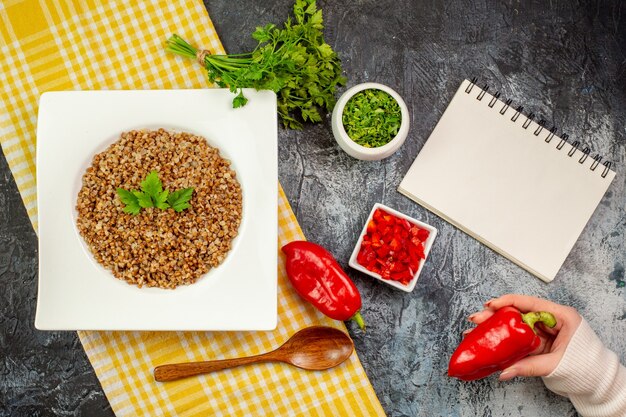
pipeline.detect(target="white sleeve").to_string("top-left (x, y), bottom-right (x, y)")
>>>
top-left (542, 318), bottom-right (626, 417)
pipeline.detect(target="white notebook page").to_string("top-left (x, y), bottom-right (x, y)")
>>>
top-left (398, 79), bottom-right (615, 282)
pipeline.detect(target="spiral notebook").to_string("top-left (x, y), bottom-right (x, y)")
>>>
top-left (399, 79), bottom-right (616, 282)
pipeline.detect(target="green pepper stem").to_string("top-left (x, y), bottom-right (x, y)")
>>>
top-left (350, 311), bottom-right (366, 331)
top-left (522, 311), bottom-right (557, 332)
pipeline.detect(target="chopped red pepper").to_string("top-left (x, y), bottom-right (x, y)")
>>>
top-left (417, 228), bottom-right (430, 241)
top-left (356, 208), bottom-right (430, 286)
top-left (448, 306), bottom-right (557, 381)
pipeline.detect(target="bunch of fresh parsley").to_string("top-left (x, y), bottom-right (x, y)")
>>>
top-left (116, 171), bottom-right (194, 215)
top-left (165, 0), bottom-right (346, 130)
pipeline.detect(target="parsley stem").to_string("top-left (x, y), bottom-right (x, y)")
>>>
top-left (206, 61), bottom-right (246, 72)
top-left (165, 34), bottom-right (197, 59)
top-left (208, 56), bottom-right (252, 63)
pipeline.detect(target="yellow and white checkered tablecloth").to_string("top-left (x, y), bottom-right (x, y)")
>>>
top-left (0, 0), bottom-right (385, 415)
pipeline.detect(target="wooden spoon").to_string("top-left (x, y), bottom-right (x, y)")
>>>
top-left (153, 326), bottom-right (354, 382)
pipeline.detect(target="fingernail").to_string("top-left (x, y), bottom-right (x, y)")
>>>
top-left (499, 369), bottom-right (514, 381)
top-left (467, 314), bottom-right (477, 322)
top-left (484, 299), bottom-right (494, 307)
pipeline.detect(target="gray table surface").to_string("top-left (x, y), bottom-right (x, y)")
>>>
top-left (2, 1), bottom-right (625, 416)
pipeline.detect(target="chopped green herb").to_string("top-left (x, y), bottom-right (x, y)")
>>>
top-left (342, 89), bottom-right (402, 148)
top-left (116, 171), bottom-right (194, 215)
top-left (165, 0), bottom-right (346, 130)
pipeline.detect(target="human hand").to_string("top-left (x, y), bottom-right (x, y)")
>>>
top-left (466, 294), bottom-right (582, 381)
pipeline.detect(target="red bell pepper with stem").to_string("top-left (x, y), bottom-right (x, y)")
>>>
top-left (448, 306), bottom-right (557, 381)
top-left (282, 241), bottom-right (365, 330)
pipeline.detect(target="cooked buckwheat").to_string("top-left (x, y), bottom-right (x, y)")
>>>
top-left (76, 129), bottom-right (242, 289)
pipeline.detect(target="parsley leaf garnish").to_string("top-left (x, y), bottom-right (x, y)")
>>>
top-left (116, 188), bottom-right (141, 215)
top-left (134, 191), bottom-right (153, 209)
top-left (232, 90), bottom-right (249, 108)
top-left (165, 0), bottom-right (346, 130)
top-left (167, 188), bottom-right (194, 212)
top-left (153, 189), bottom-right (170, 210)
top-left (116, 171), bottom-right (194, 215)
top-left (140, 171), bottom-right (163, 197)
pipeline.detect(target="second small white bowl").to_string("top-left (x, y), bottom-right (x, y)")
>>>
top-left (331, 82), bottom-right (410, 161)
top-left (349, 203), bottom-right (437, 292)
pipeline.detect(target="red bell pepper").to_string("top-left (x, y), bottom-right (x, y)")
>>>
top-left (448, 306), bottom-right (557, 381)
top-left (281, 241), bottom-right (365, 330)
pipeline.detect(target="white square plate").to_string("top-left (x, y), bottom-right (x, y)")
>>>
top-left (35, 89), bottom-right (278, 331)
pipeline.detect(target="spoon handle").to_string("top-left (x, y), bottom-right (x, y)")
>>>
top-left (154, 353), bottom-right (275, 382)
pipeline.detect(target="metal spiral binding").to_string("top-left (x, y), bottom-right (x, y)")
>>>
top-left (477, 85), bottom-right (488, 101)
top-left (534, 119), bottom-right (546, 136)
top-left (590, 154), bottom-right (602, 170)
top-left (556, 133), bottom-right (569, 150)
top-left (568, 141), bottom-right (580, 157)
top-left (579, 147), bottom-right (591, 163)
top-left (488, 92), bottom-right (501, 108)
top-left (545, 127), bottom-right (557, 143)
top-left (500, 99), bottom-right (512, 115)
top-left (464, 78), bottom-right (613, 178)
top-left (511, 106), bottom-right (523, 122)
top-left (522, 113), bottom-right (534, 129)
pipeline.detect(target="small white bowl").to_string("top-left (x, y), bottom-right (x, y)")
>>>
top-left (331, 83), bottom-right (410, 160)
top-left (349, 203), bottom-right (437, 292)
